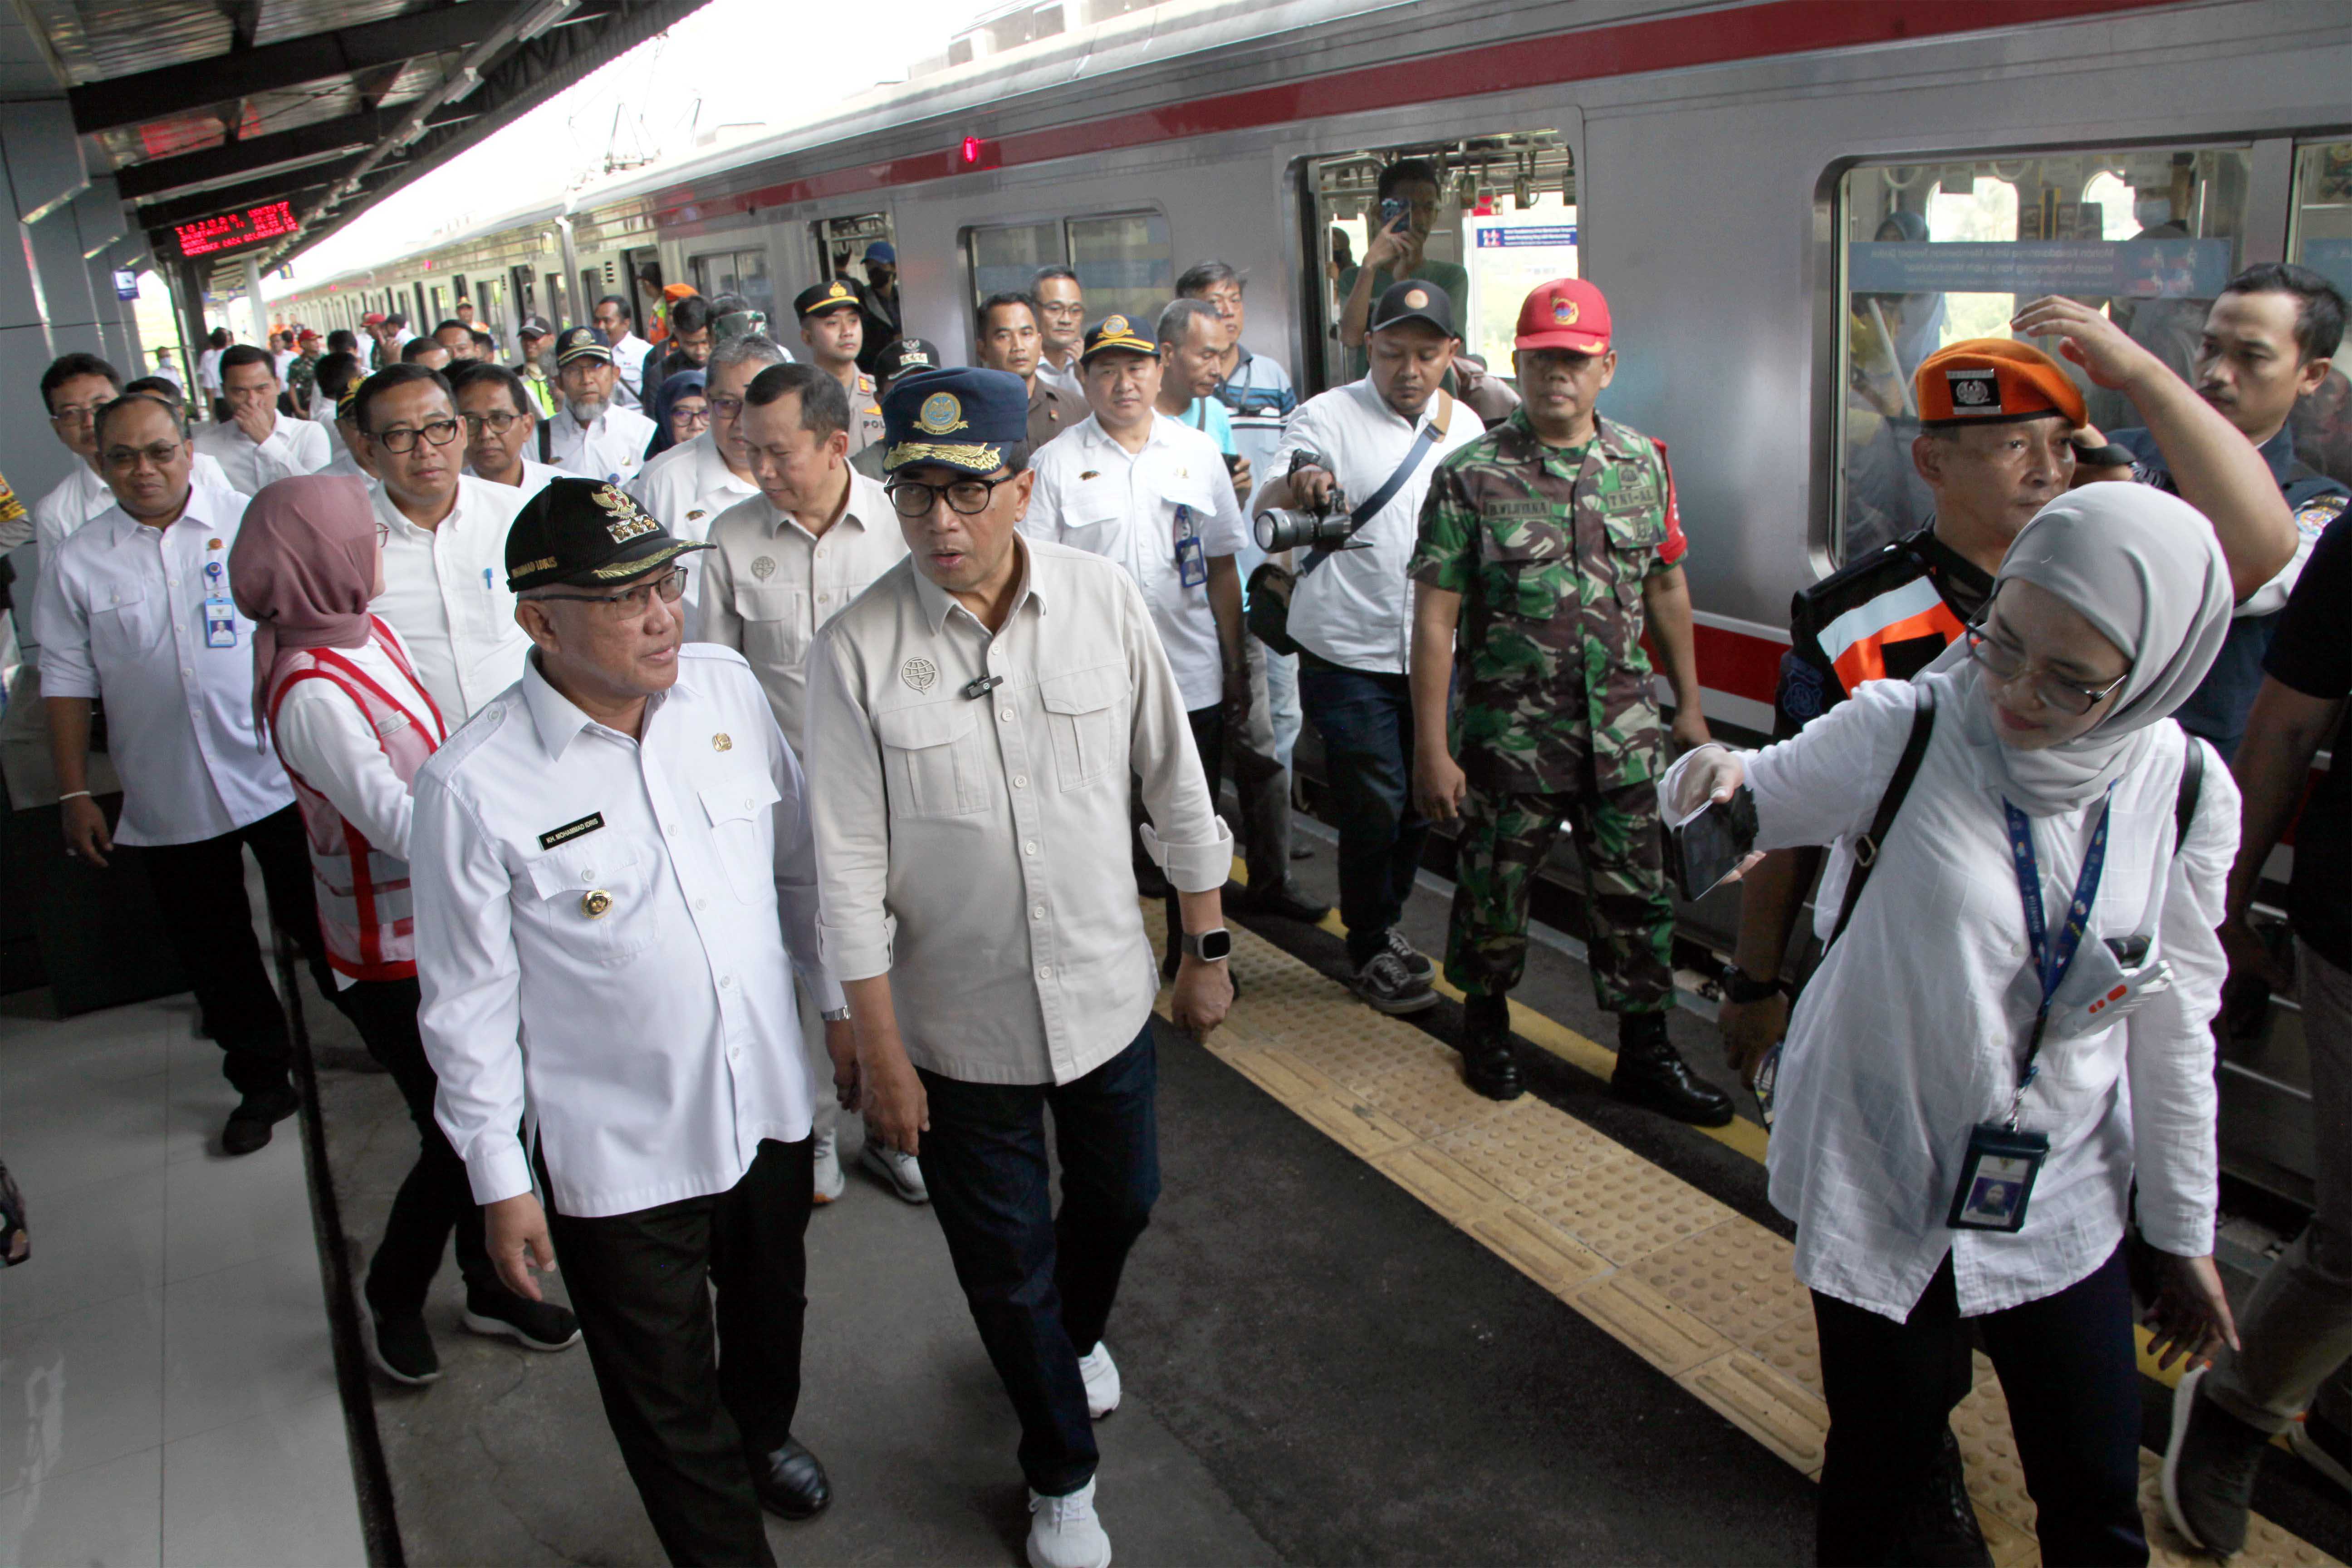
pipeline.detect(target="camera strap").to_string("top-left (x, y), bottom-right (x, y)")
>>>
top-left (1299, 391), bottom-right (1452, 581)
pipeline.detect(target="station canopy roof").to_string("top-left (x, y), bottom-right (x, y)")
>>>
top-left (13, 0), bottom-right (708, 287)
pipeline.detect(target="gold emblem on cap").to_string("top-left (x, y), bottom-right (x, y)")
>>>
top-left (1404, 289), bottom-right (1430, 309)
top-left (1103, 314), bottom-right (1129, 336)
top-left (581, 889), bottom-right (613, 919)
top-left (902, 656), bottom-right (938, 693)
top-left (593, 485), bottom-right (660, 543)
top-left (750, 556), bottom-right (776, 580)
top-left (828, 281), bottom-right (852, 299)
top-left (713, 732), bottom-right (733, 752)
top-left (917, 392), bottom-right (967, 434)
top-left (1553, 296), bottom-right (1578, 325)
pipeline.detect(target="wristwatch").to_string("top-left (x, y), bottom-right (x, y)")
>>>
top-left (1718, 964), bottom-right (1784, 1005)
top-left (1181, 928), bottom-right (1233, 963)
top-left (820, 1007), bottom-right (853, 1023)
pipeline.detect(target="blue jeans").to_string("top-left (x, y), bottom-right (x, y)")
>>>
top-left (917, 1025), bottom-right (1161, 1496)
top-left (1298, 658), bottom-right (1428, 970)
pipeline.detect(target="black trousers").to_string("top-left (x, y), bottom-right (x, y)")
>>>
top-left (917, 1026), bottom-right (1160, 1497)
top-left (546, 1137), bottom-right (814, 1568)
top-left (124, 804), bottom-right (325, 1098)
top-left (328, 977), bottom-right (491, 1317)
top-left (1812, 1246), bottom-right (2146, 1568)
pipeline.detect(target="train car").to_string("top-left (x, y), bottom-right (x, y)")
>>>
top-left (278, 0), bottom-right (2352, 1200)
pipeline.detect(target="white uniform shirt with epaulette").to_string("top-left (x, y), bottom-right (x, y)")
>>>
top-left (547, 403), bottom-right (656, 487)
top-left (410, 644), bottom-right (842, 1219)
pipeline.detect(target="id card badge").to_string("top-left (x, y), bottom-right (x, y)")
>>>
top-left (202, 597), bottom-right (239, 649)
top-left (1172, 502), bottom-right (1207, 588)
top-left (1945, 1123), bottom-right (2052, 1233)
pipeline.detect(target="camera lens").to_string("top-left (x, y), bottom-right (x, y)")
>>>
top-left (1254, 508), bottom-right (1352, 554)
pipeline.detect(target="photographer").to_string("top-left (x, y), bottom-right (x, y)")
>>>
top-left (1252, 282), bottom-right (1484, 1011)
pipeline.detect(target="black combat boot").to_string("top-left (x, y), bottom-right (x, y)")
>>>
top-left (1459, 992), bottom-right (1524, 1101)
top-left (1610, 1011), bottom-right (1734, 1126)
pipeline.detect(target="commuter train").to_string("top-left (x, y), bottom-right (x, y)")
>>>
top-left (279, 0), bottom-right (2352, 1199)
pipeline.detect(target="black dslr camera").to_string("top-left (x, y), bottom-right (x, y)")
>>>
top-left (1252, 448), bottom-right (1369, 554)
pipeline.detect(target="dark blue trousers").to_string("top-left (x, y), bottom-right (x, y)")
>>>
top-left (1298, 658), bottom-right (1429, 970)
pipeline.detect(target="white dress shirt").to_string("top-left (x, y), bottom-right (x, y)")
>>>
top-left (698, 470), bottom-right (908, 741)
top-left (548, 404), bottom-right (656, 486)
top-left (628, 431), bottom-right (757, 549)
top-left (320, 447), bottom-right (369, 480)
top-left (317, 411), bottom-right (347, 462)
top-left (196, 348), bottom-right (222, 394)
top-left (194, 413), bottom-right (331, 495)
top-left (1663, 679), bottom-right (2237, 1321)
top-left (1023, 412), bottom-right (1249, 712)
top-left (368, 477), bottom-right (532, 722)
top-left (412, 645), bottom-right (838, 1218)
top-left (804, 540), bottom-right (1232, 1087)
top-left (610, 332), bottom-right (653, 408)
top-left (465, 457), bottom-right (566, 502)
top-left (21, 456), bottom-right (230, 666)
top-left (1035, 354), bottom-right (1083, 406)
top-left (1252, 380), bottom-right (1484, 673)
top-left (30, 483), bottom-right (295, 846)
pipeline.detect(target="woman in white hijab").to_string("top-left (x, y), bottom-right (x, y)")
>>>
top-left (1665, 482), bottom-right (2242, 1567)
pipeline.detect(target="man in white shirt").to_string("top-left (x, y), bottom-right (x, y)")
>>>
top-left (448, 361), bottom-right (563, 501)
top-left (1250, 281), bottom-right (1485, 1013)
top-left (593, 294), bottom-right (653, 410)
top-left (1030, 265), bottom-right (1085, 403)
top-left (195, 344), bottom-right (330, 492)
top-left (353, 364), bottom-right (532, 723)
top-left (196, 328), bottom-right (228, 412)
top-left (412, 481), bottom-right (840, 1558)
top-left (627, 332), bottom-right (788, 626)
top-left (151, 348), bottom-right (184, 394)
top-left (33, 392), bottom-right (325, 1156)
top-left (699, 362), bottom-right (911, 1205)
top-left (270, 332), bottom-right (298, 385)
top-left (312, 350), bottom-right (363, 465)
top-left (806, 368), bottom-right (1233, 1568)
top-left (547, 326), bottom-right (656, 487)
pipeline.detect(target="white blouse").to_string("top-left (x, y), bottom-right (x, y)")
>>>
top-left (1676, 678), bottom-right (2237, 1322)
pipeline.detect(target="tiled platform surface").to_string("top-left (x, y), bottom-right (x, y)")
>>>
top-left (1154, 906), bottom-right (2341, 1568)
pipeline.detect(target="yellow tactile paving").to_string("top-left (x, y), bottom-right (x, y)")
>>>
top-left (1152, 902), bottom-right (2340, 1568)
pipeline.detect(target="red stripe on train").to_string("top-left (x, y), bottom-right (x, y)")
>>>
top-left (668, 0), bottom-right (2191, 223)
top-left (1695, 623), bottom-right (1784, 707)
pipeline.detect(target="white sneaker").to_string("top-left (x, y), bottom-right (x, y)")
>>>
top-left (812, 1130), bottom-right (844, 1205)
top-left (1026, 1478), bottom-right (1112, 1568)
top-left (860, 1139), bottom-right (929, 1204)
top-left (1078, 1341), bottom-right (1120, 1419)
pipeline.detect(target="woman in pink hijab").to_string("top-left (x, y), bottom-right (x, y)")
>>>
top-left (231, 474), bottom-right (580, 1385)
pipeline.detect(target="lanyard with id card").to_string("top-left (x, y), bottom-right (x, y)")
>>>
top-left (1947, 788), bottom-right (2114, 1234)
top-left (1173, 502), bottom-right (1207, 589)
top-left (201, 552), bottom-right (238, 650)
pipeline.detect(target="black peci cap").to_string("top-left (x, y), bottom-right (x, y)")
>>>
top-left (505, 478), bottom-right (713, 593)
top-left (1367, 279), bottom-right (1455, 338)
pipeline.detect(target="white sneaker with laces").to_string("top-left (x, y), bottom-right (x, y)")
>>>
top-left (812, 1130), bottom-right (844, 1205)
top-left (859, 1139), bottom-right (929, 1204)
top-left (1078, 1341), bottom-right (1120, 1419)
top-left (1026, 1478), bottom-right (1112, 1568)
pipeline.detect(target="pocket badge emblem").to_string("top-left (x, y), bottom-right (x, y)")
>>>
top-left (751, 556), bottom-right (776, 580)
top-left (902, 657), bottom-right (938, 693)
top-left (581, 889), bottom-right (613, 918)
top-left (713, 733), bottom-right (732, 752)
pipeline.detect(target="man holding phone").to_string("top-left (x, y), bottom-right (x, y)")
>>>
top-left (1337, 158), bottom-right (1470, 380)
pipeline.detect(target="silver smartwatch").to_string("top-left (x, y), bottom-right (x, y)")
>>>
top-left (1180, 928), bottom-right (1233, 963)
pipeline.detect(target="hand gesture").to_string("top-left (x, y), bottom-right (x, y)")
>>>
top-left (1363, 220), bottom-right (1410, 273)
top-left (1668, 745), bottom-right (1746, 818)
top-left (1288, 464), bottom-right (1338, 512)
top-left (231, 400), bottom-right (276, 446)
top-left (2010, 296), bottom-right (2157, 392)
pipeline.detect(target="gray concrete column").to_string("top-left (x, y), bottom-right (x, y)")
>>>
top-left (0, 98), bottom-right (92, 501)
top-left (243, 255), bottom-right (269, 346)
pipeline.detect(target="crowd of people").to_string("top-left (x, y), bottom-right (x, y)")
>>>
top-left (0, 206), bottom-right (2347, 1568)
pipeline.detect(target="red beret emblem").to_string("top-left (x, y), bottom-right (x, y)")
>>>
top-left (1553, 296), bottom-right (1578, 325)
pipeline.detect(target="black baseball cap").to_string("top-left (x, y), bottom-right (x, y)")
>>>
top-left (1368, 279), bottom-right (1455, 337)
top-left (1080, 313), bottom-right (1156, 364)
top-left (553, 325), bottom-right (611, 367)
top-left (873, 337), bottom-right (941, 384)
top-left (506, 478), bottom-right (712, 593)
top-left (517, 314), bottom-right (553, 340)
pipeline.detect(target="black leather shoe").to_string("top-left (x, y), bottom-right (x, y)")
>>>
top-left (221, 1086), bottom-right (301, 1155)
top-left (1895, 1427), bottom-right (1993, 1567)
top-left (1609, 1014), bottom-right (1734, 1127)
top-left (750, 1438), bottom-right (831, 1521)
top-left (1234, 880), bottom-right (1329, 923)
top-left (1459, 997), bottom-right (1524, 1101)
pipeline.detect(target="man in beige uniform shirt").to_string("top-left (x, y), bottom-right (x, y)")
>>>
top-left (699, 362), bottom-right (915, 1205)
top-left (804, 368), bottom-right (1231, 1568)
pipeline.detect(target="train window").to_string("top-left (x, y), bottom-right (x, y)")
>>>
top-left (2290, 142), bottom-right (2352, 488)
top-left (545, 271), bottom-right (569, 327)
top-left (963, 211), bottom-right (1173, 329)
top-left (814, 214), bottom-right (894, 283)
top-left (1836, 147), bottom-right (2253, 564)
top-left (1305, 132), bottom-right (1575, 393)
top-left (969, 220), bottom-right (1064, 303)
top-left (689, 249), bottom-right (774, 318)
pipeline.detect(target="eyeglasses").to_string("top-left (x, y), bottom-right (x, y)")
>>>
top-left (1962, 625), bottom-right (2131, 716)
top-left (460, 410), bottom-right (524, 435)
top-left (887, 475), bottom-right (1012, 517)
top-left (49, 401), bottom-right (109, 425)
top-left (375, 521), bottom-right (392, 546)
top-left (672, 406), bottom-right (711, 427)
top-left (371, 418), bottom-right (462, 453)
top-left (1035, 301), bottom-right (1085, 319)
top-left (708, 396), bottom-right (744, 419)
top-left (532, 565), bottom-right (690, 613)
top-left (103, 441), bottom-right (185, 472)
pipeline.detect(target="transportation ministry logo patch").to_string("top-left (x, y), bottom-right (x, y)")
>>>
top-left (917, 393), bottom-right (967, 435)
top-left (751, 556), bottom-right (777, 580)
top-left (1946, 368), bottom-right (2001, 414)
top-left (1103, 315), bottom-right (1129, 336)
top-left (594, 484), bottom-right (660, 541)
top-left (902, 657), bottom-right (939, 693)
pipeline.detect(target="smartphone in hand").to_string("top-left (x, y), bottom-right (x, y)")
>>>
top-left (1379, 196), bottom-right (1410, 234)
top-left (1671, 788), bottom-right (1759, 901)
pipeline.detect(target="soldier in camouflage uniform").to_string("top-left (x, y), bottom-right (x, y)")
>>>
top-left (1407, 278), bottom-right (1731, 1125)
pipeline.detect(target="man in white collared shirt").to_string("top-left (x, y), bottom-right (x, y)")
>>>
top-left (449, 361), bottom-right (564, 502)
top-left (804, 367), bottom-right (1232, 1568)
top-left (700, 362), bottom-right (910, 1204)
top-left (594, 294), bottom-right (653, 410)
top-left (1030, 265), bottom-right (1085, 404)
top-left (194, 344), bottom-right (330, 492)
top-left (33, 392), bottom-right (325, 1157)
top-left (628, 333), bottom-right (787, 624)
top-left (353, 364), bottom-right (532, 723)
top-left (412, 481), bottom-right (840, 1559)
top-left (547, 326), bottom-right (656, 486)
top-left (1250, 281), bottom-right (1485, 1013)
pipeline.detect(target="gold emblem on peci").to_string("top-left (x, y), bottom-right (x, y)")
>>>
top-left (594, 485), bottom-right (660, 543)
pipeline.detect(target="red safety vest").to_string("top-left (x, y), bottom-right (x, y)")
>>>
top-left (265, 619), bottom-right (447, 983)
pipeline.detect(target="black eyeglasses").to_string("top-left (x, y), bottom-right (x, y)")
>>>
top-left (887, 475), bottom-right (1013, 518)
top-left (460, 411), bottom-right (524, 435)
top-left (371, 417), bottom-right (462, 453)
top-left (1962, 625), bottom-right (2131, 716)
top-left (103, 441), bottom-right (185, 472)
top-left (531, 566), bottom-right (689, 612)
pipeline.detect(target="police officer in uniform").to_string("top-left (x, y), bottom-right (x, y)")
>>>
top-left (1407, 279), bottom-right (1729, 1124)
top-left (792, 279), bottom-right (886, 456)
top-left (850, 337), bottom-right (943, 481)
top-left (411, 480), bottom-right (841, 1563)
